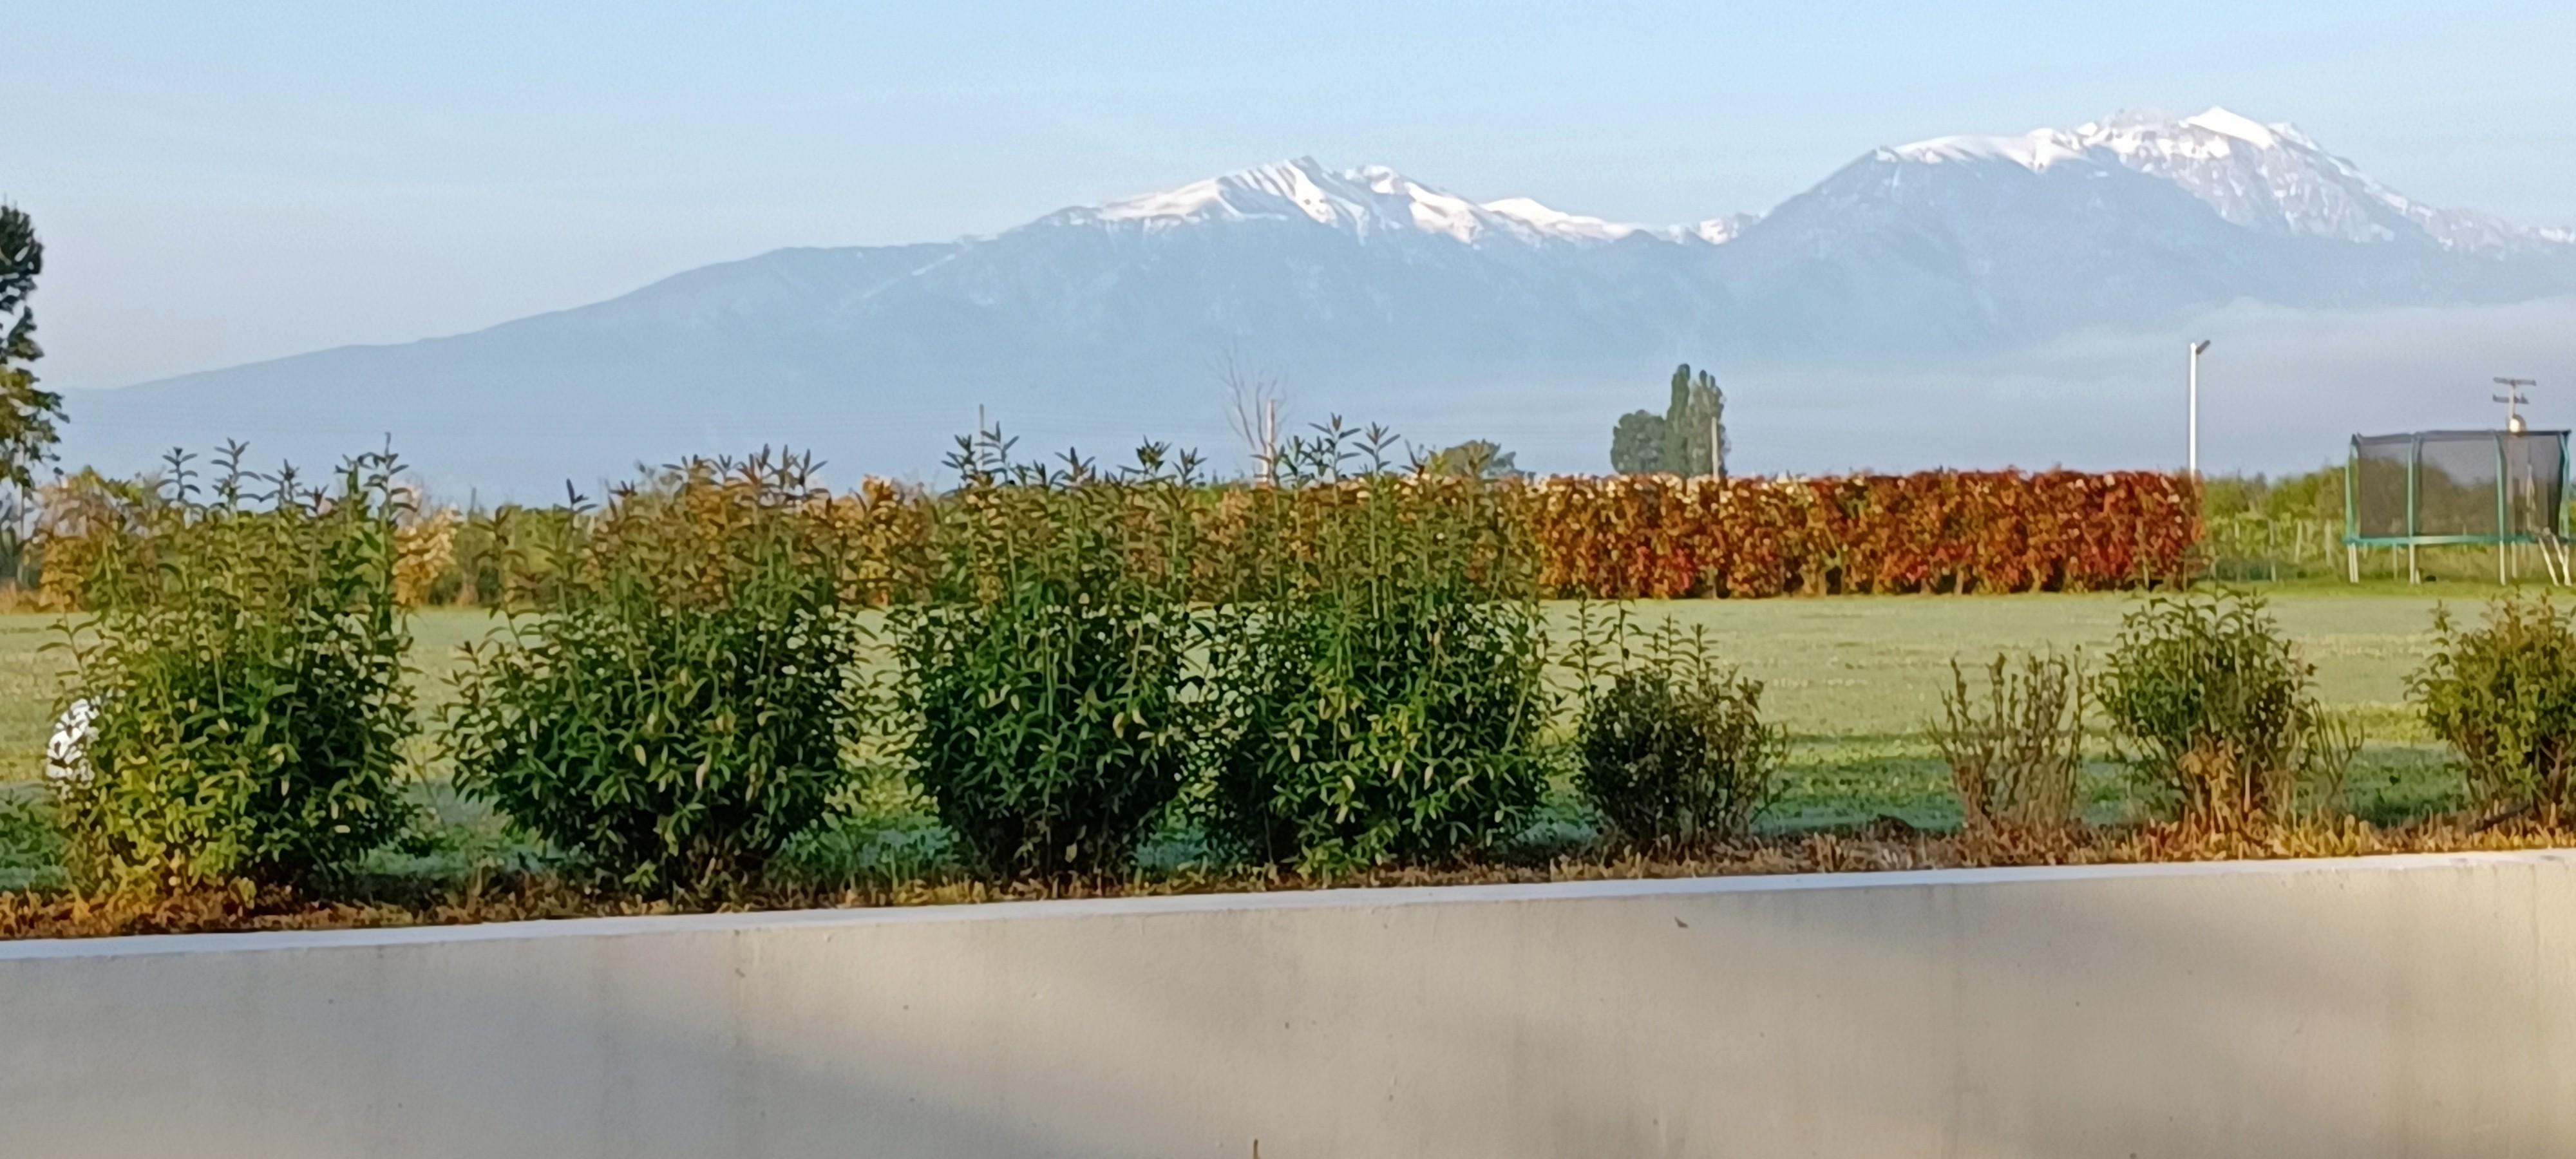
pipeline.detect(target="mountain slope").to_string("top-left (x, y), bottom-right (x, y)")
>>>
top-left (62, 109), bottom-right (2576, 491)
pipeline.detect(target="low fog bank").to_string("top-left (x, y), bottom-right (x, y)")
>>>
top-left (53, 297), bottom-right (2576, 500)
top-left (1417, 297), bottom-right (2576, 481)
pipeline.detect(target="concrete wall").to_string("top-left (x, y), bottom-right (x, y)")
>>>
top-left (4, 852), bottom-right (2573, 1158)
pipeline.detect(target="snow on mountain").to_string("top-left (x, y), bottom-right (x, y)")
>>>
top-left (1682, 213), bottom-right (1760, 245)
top-left (1477, 196), bottom-right (1645, 241)
top-left (63, 104), bottom-right (2576, 496)
top-left (1048, 156), bottom-right (1544, 245)
top-left (1045, 156), bottom-right (1752, 249)
top-left (1883, 129), bottom-right (2090, 170)
top-left (1884, 106), bottom-right (2576, 256)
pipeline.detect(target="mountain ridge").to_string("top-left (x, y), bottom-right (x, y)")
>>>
top-left (60, 106), bottom-right (2576, 492)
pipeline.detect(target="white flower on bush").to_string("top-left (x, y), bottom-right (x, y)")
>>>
top-left (45, 698), bottom-right (97, 786)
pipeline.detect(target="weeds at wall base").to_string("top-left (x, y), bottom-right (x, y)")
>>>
top-left (6, 817), bottom-right (2566, 942)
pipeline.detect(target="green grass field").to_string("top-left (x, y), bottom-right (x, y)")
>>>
top-left (0, 590), bottom-right (2499, 887)
top-left (1593, 593), bottom-right (2462, 827)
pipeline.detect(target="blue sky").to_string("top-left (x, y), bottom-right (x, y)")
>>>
top-left (15, 1), bottom-right (2575, 389)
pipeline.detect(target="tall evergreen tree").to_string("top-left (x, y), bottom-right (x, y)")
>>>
top-left (1662, 364), bottom-right (1694, 475)
top-left (1658, 363), bottom-right (1729, 476)
top-left (0, 204), bottom-right (62, 491)
top-left (1692, 367), bottom-right (1728, 478)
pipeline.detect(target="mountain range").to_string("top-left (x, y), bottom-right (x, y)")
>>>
top-left (62, 106), bottom-right (2576, 493)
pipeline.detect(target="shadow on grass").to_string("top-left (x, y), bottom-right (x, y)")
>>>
top-left (0, 785), bottom-right (64, 892)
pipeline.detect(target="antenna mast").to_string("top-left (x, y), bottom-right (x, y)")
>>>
top-left (2494, 377), bottom-right (2535, 434)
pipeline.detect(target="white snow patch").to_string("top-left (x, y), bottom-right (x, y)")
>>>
top-left (1886, 129), bottom-right (2086, 171)
top-left (1058, 158), bottom-right (1734, 248)
top-left (2180, 106), bottom-right (2282, 149)
top-left (1481, 197), bottom-right (1643, 241)
top-left (1688, 214), bottom-right (1757, 245)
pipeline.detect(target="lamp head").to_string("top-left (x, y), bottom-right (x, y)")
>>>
top-left (2192, 340), bottom-right (2213, 355)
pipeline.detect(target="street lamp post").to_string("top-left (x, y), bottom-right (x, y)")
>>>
top-left (2188, 340), bottom-right (2212, 477)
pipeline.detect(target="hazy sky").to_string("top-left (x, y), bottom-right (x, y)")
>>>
top-left (14, 1), bottom-right (2575, 390)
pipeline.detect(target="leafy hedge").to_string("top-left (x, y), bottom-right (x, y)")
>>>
top-left (37, 467), bottom-right (2197, 609)
top-left (1523, 471), bottom-right (2199, 598)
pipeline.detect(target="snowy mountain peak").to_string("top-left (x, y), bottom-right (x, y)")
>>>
top-left (1079, 156), bottom-right (1347, 229)
top-left (1478, 196), bottom-right (1645, 241)
top-left (2177, 105), bottom-right (2289, 148)
top-left (1882, 128), bottom-right (2088, 171)
top-left (1884, 106), bottom-right (2567, 256)
top-left (1043, 108), bottom-right (2564, 260)
top-left (1050, 160), bottom-right (1749, 249)
top-left (1057, 156), bottom-right (1514, 243)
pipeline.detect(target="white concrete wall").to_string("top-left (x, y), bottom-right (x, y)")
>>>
top-left (4, 852), bottom-right (2573, 1158)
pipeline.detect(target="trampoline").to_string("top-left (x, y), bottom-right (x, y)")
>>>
top-left (2344, 429), bottom-right (2571, 583)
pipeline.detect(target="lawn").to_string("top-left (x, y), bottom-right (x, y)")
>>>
top-left (1591, 592), bottom-right (2461, 827)
top-left (0, 589), bottom-right (2495, 886)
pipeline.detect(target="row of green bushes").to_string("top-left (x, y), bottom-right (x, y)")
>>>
top-left (41, 437), bottom-right (2576, 903)
top-left (52, 433), bottom-right (1596, 896)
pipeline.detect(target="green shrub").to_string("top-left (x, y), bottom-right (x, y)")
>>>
top-left (889, 431), bottom-right (1205, 879)
top-left (1202, 421), bottom-right (1553, 871)
top-left (0, 793), bottom-right (67, 892)
top-left (443, 452), bottom-right (865, 896)
top-left (2097, 590), bottom-right (2354, 829)
top-left (2411, 593), bottom-right (2576, 824)
top-left (1569, 608), bottom-right (1783, 848)
top-left (53, 445), bottom-right (415, 896)
top-left (1932, 651), bottom-right (2086, 838)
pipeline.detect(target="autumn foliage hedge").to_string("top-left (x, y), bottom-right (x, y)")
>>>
top-left (39, 466), bottom-right (2197, 608)
top-left (833, 467), bottom-right (2199, 601)
top-left (1520, 471), bottom-right (2198, 598)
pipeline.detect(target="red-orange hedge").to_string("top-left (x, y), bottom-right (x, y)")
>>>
top-left (1520, 471), bottom-right (2199, 598)
top-left (86, 467), bottom-right (2190, 610)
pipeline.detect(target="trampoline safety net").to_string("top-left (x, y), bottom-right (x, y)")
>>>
top-left (2347, 430), bottom-right (2569, 543)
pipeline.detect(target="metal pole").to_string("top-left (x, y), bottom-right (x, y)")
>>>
top-left (2495, 377), bottom-right (2535, 434)
top-left (2344, 439), bottom-right (2360, 585)
top-left (2499, 433), bottom-right (2512, 587)
top-left (2187, 343), bottom-right (2204, 477)
top-left (2407, 436), bottom-right (2421, 584)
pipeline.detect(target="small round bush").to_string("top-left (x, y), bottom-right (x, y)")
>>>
top-left (1571, 613), bottom-right (1783, 848)
top-left (55, 447), bottom-right (415, 896)
top-left (2097, 590), bottom-right (2353, 829)
top-left (444, 453), bottom-right (865, 896)
top-left (890, 433), bottom-right (1204, 880)
top-left (1201, 425), bottom-right (1553, 872)
top-left (1206, 598), bottom-right (1554, 870)
top-left (2411, 592), bottom-right (2576, 824)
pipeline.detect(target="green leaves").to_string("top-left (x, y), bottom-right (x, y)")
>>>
top-left (2411, 593), bottom-right (2576, 824)
top-left (54, 444), bottom-right (417, 894)
top-left (890, 427), bottom-right (1204, 880)
top-left (442, 451), bottom-right (866, 898)
top-left (1200, 420), bottom-right (1552, 872)
top-left (2098, 590), bottom-right (2353, 829)
top-left (1570, 606), bottom-right (1783, 849)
